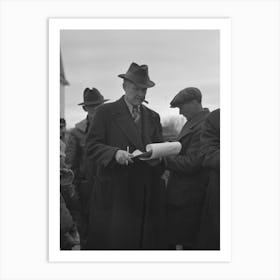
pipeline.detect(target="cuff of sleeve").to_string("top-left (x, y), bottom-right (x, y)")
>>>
top-left (103, 148), bottom-right (120, 168)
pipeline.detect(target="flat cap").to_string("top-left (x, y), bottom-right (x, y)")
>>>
top-left (170, 87), bottom-right (202, 108)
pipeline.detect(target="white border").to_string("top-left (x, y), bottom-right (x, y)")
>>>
top-left (49, 18), bottom-right (231, 262)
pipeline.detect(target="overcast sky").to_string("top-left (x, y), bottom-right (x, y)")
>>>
top-left (61, 30), bottom-right (220, 128)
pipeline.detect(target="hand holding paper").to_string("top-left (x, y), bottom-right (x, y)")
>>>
top-left (115, 150), bottom-right (134, 165)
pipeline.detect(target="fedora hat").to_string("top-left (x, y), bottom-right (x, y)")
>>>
top-left (118, 62), bottom-right (155, 88)
top-left (78, 87), bottom-right (109, 106)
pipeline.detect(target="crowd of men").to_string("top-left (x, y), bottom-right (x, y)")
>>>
top-left (59, 62), bottom-right (220, 251)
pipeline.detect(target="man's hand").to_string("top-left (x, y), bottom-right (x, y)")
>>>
top-left (115, 150), bottom-right (134, 165)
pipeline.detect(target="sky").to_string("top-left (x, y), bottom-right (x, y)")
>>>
top-left (61, 30), bottom-right (220, 128)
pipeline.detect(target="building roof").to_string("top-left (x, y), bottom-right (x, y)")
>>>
top-left (60, 53), bottom-right (69, 86)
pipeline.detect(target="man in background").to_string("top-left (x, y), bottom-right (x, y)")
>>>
top-left (60, 118), bottom-right (66, 143)
top-left (60, 139), bottom-right (80, 250)
top-left (65, 87), bottom-right (108, 249)
top-left (164, 87), bottom-right (210, 250)
top-left (198, 108), bottom-right (220, 250)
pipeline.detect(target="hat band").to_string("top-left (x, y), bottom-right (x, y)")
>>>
top-left (78, 98), bottom-right (109, 106)
top-left (124, 73), bottom-right (152, 86)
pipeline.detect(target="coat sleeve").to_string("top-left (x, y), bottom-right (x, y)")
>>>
top-left (200, 112), bottom-right (220, 171)
top-left (147, 113), bottom-right (166, 174)
top-left (164, 126), bottom-right (203, 174)
top-left (152, 113), bottom-right (164, 143)
top-left (85, 106), bottom-right (119, 168)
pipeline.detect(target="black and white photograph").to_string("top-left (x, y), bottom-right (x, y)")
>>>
top-left (50, 18), bottom-right (231, 261)
top-left (1, 0), bottom-right (280, 279)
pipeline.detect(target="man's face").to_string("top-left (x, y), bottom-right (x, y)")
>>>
top-left (123, 80), bottom-right (147, 106)
top-left (178, 100), bottom-right (197, 119)
top-left (84, 105), bottom-right (99, 120)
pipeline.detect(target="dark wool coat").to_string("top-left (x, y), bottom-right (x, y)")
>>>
top-left (65, 118), bottom-right (97, 207)
top-left (65, 118), bottom-right (96, 249)
top-left (66, 118), bottom-right (89, 180)
top-left (85, 96), bottom-right (166, 250)
top-left (198, 108), bottom-right (220, 250)
top-left (165, 109), bottom-right (210, 249)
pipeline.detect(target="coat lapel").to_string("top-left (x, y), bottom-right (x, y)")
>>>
top-left (141, 105), bottom-right (154, 146)
top-left (113, 97), bottom-right (145, 151)
top-left (177, 109), bottom-right (210, 140)
top-left (75, 118), bottom-right (88, 133)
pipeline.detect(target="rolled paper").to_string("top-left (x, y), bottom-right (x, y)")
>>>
top-left (142, 141), bottom-right (182, 160)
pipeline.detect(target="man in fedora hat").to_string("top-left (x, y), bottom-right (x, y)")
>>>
top-left (65, 87), bottom-right (108, 249)
top-left (163, 87), bottom-right (210, 250)
top-left (85, 62), bottom-right (166, 250)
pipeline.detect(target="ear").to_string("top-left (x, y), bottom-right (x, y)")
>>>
top-left (122, 81), bottom-right (127, 91)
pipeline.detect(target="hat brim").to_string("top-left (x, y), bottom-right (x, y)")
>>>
top-left (118, 74), bottom-right (155, 88)
top-left (78, 99), bottom-right (109, 106)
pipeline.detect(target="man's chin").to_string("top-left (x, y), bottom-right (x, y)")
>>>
top-left (135, 100), bottom-right (143, 106)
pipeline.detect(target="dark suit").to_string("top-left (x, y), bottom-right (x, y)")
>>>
top-left (165, 109), bottom-right (210, 249)
top-left (85, 96), bottom-right (166, 250)
top-left (198, 108), bottom-right (220, 250)
top-left (65, 118), bottom-right (95, 249)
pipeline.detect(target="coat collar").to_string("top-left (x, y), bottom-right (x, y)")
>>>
top-left (75, 118), bottom-right (88, 133)
top-left (112, 96), bottom-right (145, 151)
top-left (177, 108), bottom-right (210, 140)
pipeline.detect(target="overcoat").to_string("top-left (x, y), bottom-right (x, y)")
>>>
top-left (85, 96), bottom-right (166, 250)
top-left (165, 109), bottom-right (210, 249)
top-left (65, 119), bottom-right (95, 201)
top-left (65, 118), bottom-right (96, 248)
top-left (66, 119), bottom-right (89, 180)
top-left (198, 108), bottom-right (220, 250)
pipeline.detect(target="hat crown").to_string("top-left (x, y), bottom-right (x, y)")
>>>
top-left (118, 62), bottom-right (155, 88)
top-left (127, 62), bottom-right (148, 77)
top-left (79, 87), bottom-right (107, 106)
top-left (170, 87), bottom-right (202, 108)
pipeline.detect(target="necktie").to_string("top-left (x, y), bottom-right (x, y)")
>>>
top-left (132, 106), bottom-right (140, 123)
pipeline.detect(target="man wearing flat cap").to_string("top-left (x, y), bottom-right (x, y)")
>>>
top-left (164, 87), bottom-right (210, 250)
top-left (85, 62), bottom-right (166, 250)
top-left (65, 87), bottom-right (108, 249)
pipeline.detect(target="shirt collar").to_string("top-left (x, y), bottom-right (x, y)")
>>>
top-left (124, 96), bottom-right (140, 115)
top-left (187, 108), bottom-right (210, 123)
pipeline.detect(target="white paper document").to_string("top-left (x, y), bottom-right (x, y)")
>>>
top-left (132, 141), bottom-right (182, 160)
